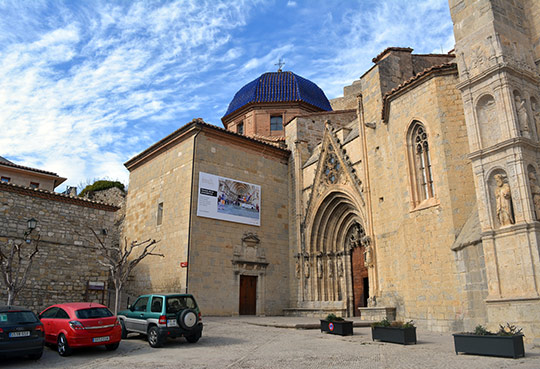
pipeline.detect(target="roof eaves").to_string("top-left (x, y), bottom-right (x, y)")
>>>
top-left (0, 181), bottom-right (119, 211)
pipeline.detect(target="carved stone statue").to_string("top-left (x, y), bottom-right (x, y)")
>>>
top-left (327, 257), bottom-right (333, 278)
top-left (364, 246), bottom-right (373, 268)
top-left (295, 259), bottom-right (300, 279)
top-left (337, 258), bottom-right (344, 278)
top-left (303, 259), bottom-right (310, 278)
top-left (529, 172), bottom-right (540, 221)
top-left (317, 257), bottom-right (323, 279)
top-left (515, 95), bottom-right (531, 138)
top-left (494, 174), bottom-right (515, 226)
top-left (532, 101), bottom-right (540, 139)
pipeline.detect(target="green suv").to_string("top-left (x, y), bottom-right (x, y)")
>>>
top-left (117, 293), bottom-right (203, 348)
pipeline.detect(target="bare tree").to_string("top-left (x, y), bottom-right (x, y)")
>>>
top-left (88, 229), bottom-right (163, 314)
top-left (0, 237), bottom-right (40, 305)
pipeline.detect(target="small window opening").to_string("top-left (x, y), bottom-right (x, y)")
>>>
top-left (270, 115), bottom-right (283, 131)
top-left (157, 202), bottom-right (163, 225)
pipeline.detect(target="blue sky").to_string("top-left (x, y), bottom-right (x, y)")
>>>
top-left (0, 0), bottom-right (455, 190)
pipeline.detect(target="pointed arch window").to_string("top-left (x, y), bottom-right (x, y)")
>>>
top-left (410, 122), bottom-right (434, 204)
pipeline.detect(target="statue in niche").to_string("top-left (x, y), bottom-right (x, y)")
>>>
top-left (529, 172), bottom-right (540, 221)
top-left (337, 258), bottom-right (344, 278)
top-left (303, 259), bottom-right (310, 278)
top-left (515, 95), bottom-right (531, 138)
top-left (364, 246), bottom-right (373, 268)
top-left (317, 257), bottom-right (323, 279)
top-left (532, 101), bottom-right (540, 139)
top-left (494, 174), bottom-right (515, 226)
top-left (327, 257), bottom-right (333, 278)
top-left (295, 259), bottom-right (301, 279)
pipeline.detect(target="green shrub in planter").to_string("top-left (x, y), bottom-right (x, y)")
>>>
top-left (371, 320), bottom-right (416, 345)
top-left (320, 314), bottom-right (352, 336)
top-left (453, 324), bottom-right (524, 359)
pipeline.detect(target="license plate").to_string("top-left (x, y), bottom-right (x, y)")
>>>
top-left (92, 336), bottom-right (110, 343)
top-left (9, 331), bottom-right (30, 338)
top-left (167, 319), bottom-right (177, 327)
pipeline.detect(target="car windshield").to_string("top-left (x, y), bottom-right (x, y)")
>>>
top-left (0, 311), bottom-right (38, 326)
top-left (75, 307), bottom-right (114, 319)
top-left (166, 296), bottom-right (196, 313)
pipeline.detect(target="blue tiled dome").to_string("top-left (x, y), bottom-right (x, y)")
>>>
top-left (223, 71), bottom-right (332, 118)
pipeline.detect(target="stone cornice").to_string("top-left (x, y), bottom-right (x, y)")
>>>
top-left (456, 62), bottom-right (540, 90)
top-left (468, 137), bottom-right (540, 161)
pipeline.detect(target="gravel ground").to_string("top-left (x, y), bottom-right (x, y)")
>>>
top-left (3, 316), bottom-right (540, 368)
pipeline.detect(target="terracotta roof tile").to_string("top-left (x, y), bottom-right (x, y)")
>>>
top-left (372, 47), bottom-right (413, 64)
top-left (0, 181), bottom-right (119, 211)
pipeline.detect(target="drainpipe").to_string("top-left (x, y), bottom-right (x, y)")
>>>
top-left (356, 94), bottom-right (378, 302)
top-left (186, 125), bottom-right (202, 293)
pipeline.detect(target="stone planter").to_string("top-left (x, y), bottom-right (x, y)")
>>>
top-left (453, 334), bottom-right (525, 358)
top-left (371, 326), bottom-right (417, 345)
top-left (320, 320), bottom-right (353, 336)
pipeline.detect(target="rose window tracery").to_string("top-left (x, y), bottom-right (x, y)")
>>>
top-left (324, 148), bottom-right (341, 185)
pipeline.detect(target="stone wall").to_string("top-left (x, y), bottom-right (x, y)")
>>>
top-left (123, 133), bottom-right (195, 297)
top-left (371, 70), bottom-right (477, 332)
top-left (0, 183), bottom-right (118, 312)
top-left (188, 131), bottom-right (290, 315)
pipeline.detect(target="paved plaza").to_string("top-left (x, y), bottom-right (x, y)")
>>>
top-left (4, 316), bottom-right (540, 368)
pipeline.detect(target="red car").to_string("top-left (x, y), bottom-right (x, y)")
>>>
top-left (39, 303), bottom-right (121, 356)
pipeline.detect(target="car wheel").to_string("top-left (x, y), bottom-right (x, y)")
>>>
top-left (57, 334), bottom-right (72, 356)
top-left (28, 350), bottom-right (43, 360)
top-left (186, 332), bottom-right (201, 343)
top-left (120, 319), bottom-right (128, 339)
top-left (106, 342), bottom-right (120, 351)
top-left (178, 309), bottom-right (198, 330)
top-left (147, 326), bottom-right (163, 348)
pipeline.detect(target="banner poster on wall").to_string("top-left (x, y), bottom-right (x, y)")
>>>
top-left (197, 172), bottom-right (261, 226)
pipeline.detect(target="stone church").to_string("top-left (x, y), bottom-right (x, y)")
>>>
top-left (123, 0), bottom-right (540, 340)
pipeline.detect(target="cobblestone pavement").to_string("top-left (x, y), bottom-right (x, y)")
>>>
top-left (3, 316), bottom-right (540, 368)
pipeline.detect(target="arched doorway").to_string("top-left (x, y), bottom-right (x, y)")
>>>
top-left (303, 191), bottom-right (369, 316)
top-left (346, 223), bottom-right (369, 316)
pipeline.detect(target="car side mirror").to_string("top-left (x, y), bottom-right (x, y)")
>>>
top-left (128, 304), bottom-right (134, 311)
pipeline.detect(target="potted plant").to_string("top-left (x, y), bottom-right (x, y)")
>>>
top-left (453, 323), bottom-right (524, 358)
top-left (371, 319), bottom-right (416, 345)
top-left (320, 313), bottom-right (353, 336)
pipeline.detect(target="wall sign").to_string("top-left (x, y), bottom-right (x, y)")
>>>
top-left (197, 172), bottom-right (261, 226)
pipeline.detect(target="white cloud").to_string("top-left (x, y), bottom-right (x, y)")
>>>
top-left (0, 0), bottom-right (263, 189)
top-left (0, 0), bottom-right (455, 192)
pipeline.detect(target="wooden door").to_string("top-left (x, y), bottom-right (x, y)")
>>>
top-left (239, 275), bottom-right (257, 315)
top-left (351, 246), bottom-right (369, 316)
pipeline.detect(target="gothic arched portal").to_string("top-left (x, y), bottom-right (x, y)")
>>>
top-left (304, 191), bottom-right (370, 316)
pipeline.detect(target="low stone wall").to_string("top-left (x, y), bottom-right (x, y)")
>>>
top-left (0, 183), bottom-right (119, 312)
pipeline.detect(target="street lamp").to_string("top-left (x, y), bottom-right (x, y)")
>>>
top-left (27, 218), bottom-right (37, 230)
top-left (24, 218), bottom-right (38, 242)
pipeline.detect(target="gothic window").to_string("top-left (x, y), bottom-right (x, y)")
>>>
top-left (409, 121), bottom-right (434, 205)
top-left (270, 115), bottom-right (283, 131)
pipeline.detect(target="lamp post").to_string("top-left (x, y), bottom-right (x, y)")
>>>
top-left (24, 218), bottom-right (38, 243)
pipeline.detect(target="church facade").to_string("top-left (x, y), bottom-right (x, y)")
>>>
top-left (123, 0), bottom-right (540, 340)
